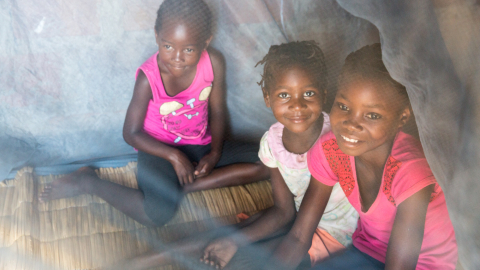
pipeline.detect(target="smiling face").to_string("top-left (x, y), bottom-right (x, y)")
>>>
top-left (264, 65), bottom-right (325, 134)
top-left (330, 76), bottom-right (410, 158)
top-left (155, 19), bottom-right (211, 78)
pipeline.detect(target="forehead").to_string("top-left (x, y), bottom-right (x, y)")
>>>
top-left (337, 77), bottom-right (404, 109)
top-left (272, 65), bottom-right (319, 86)
top-left (158, 19), bottom-right (204, 44)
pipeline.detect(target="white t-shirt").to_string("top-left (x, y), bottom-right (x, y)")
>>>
top-left (258, 113), bottom-right (358, 247)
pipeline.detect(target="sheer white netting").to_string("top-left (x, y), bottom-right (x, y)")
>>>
top-left (1, 0), bottom-right (479, 268)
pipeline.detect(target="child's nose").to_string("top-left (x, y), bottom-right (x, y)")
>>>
top-left (172, 50), bottom-right (184, 62)
top-left (343, 114), bottom-right (363, 131)
top-left (290, 97), bottom-right (307, 110)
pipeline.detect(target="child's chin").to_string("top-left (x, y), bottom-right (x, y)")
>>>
top-left (289, 126), bottom-right (310, 134)
top-left (337, 142), bottom-right (363, 156)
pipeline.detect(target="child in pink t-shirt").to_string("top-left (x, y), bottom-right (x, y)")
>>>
top-left (307, 44), bottom-right (457, 269)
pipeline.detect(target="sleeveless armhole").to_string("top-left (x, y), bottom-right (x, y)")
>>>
top-left (200, 50), bottom-right (214, 82)
top-left (136, 52), bottom-right (162, 102)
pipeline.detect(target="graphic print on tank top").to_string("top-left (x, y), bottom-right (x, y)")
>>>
top-left (159, 85), bottom-right (212, 143)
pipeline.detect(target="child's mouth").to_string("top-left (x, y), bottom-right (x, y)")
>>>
top-left (341, 135), bottom-right (358, 143)
top-left (288, 116), bottom-right (308, 123)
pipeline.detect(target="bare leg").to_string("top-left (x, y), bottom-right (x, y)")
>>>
top-left (103, 218), bottom-right (292, 270)
top-left (103, 242), bottom-right (206, 270)
top-left (39, 167), bottom-right (156, 226)
top-left (183, 162), bottom-right (269, 193)
top-left (103, 224), bottom-right (240, 270)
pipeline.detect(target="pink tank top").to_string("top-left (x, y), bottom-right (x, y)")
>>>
top-left (136, 50), bottom-right (214, 145)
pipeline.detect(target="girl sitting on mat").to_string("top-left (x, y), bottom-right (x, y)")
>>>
top-left (103, 41), bottom-right (358, 270)
top-left (39, 0), bottom-right (269, 228)
top-left (200, 40), bottom-right (359, 269)
top-left (278, 43), bottom-right (457, 270)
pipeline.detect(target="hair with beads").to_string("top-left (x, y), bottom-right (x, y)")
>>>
top-left (154, 0), bottom-right (213, 41)
top-left (256, 40), bottom-right (328, 96)
top-left (340, 43), bottom-right (409, 102)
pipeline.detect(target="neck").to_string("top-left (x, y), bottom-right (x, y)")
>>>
top-left (282, 114), bottom-right (324, 154)
top-left (356, 137), bottom-right (395, 170)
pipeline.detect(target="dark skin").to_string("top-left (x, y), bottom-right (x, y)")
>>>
top-left (270, 75), bottom-right (432, 270)
top-left (100, 65), bottom-right (328, 270)
top-left (201, 66), bottom-right (327, 269)
top-left (125, 19), bottom-right (224, 185)
top-left (39, 20), bottom-right (269, 227)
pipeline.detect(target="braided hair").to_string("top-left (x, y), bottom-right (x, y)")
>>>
top-left (154, 0), bottom-right (213, 41)
top-left (256, 40), bottom-right (328, 96)
top-left (340, 43), bottom-right (409, 103)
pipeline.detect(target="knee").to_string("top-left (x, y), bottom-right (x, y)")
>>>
top-left (143, 197), bottom-right (181, 226)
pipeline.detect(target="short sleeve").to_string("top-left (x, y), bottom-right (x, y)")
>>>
top-left (258, 131), bottom-right (277, 168)
top-left (392, 159), bottom-right (438, 205)
top-left (307, 136), bottom-right (339, 186)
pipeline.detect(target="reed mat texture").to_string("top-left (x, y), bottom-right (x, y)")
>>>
top-left (0, 163), bottom-right (273, 270)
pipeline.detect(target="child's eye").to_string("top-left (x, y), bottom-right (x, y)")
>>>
top-left (366, 113), bottom-right (382, 120)
top-left (338, 103), bottom-right (349, 111)
top-left (304, 91), bottom-right (316, 97)
top-left (278, 93), bottom-right (290, 99)
top-left (185, 48), bottom-right (194, 53)
top-left (164, 45), bottom-right (172, 50)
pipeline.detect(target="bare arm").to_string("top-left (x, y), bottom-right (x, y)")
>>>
top-left (202, 167), bottom-right (297, 268)
top-left (270, 178), bottom-right (333, 269)
top-left (384, 184), bottom-right (434, 270)
top-left (194, 48), bottom-right (227, 177)
top-left (123, 71), bottom-right (195, 185)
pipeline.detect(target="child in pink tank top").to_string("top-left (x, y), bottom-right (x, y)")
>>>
top-left (138, 50), bottom-right (213, 146)
top-left (39, 0), bottom-right (269, 237)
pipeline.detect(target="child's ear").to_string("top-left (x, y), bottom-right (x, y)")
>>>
top-left (398, 106), bottom-right (411, 127)
top-left (154, 29), bottom-right (160, 45)
top-left (203, 35), bottom-right (213, 50)
top-left (263, 89), bottom-right (271, 108)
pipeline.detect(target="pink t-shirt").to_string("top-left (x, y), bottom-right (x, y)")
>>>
top-left (136, 50), bottom-right (213, 146)
top-left (307, 131), bottom-right (457, 269)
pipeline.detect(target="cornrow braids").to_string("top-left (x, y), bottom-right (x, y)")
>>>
top-left (341, 43), bottom-right (409, 101)
top-left (256, 40), bottom-right (328, 95)
top-left (154, 0), bottom-right (213, 41)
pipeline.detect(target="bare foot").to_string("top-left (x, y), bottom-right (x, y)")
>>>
top-left (39, 167), bottom-right (98, 202)
top-left (201, 238), bottom-right (239, 269)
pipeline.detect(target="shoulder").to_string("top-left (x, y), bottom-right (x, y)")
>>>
top-left (135, 70), bottom-right (151, 87)
top-left (388, 132), bottom-right (433, 183)
top-left (390, 131), bottom-right (426, 162)
top-left (137, 53), bottom-right (158, 74)
top-left (263, 122), bottom-right (283, 160)
top-left (267, 122), bottom-right (284, 142)
top-left (307, 131), bottom-right (340, 186)
top-left (386, 132), bottom-right (438, 205)
top-left (308, 131), bottom-right (337, 165)
top-left (317, 131), bottom-right (337, 151)
top-left (206, 47), bottom-right (225, 70)
top-left (259, 129), bottom-right (277, 168)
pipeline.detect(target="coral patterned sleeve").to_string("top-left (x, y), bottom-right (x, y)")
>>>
top-left (307, 132), bottom-right (339, 186)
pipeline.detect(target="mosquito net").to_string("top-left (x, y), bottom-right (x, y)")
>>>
top-left (1, 0), bottom-right (479, 268)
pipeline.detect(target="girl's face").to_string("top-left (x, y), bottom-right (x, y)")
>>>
top-left (330, 76), bottom-right (410, 157)
top-left (155, 19), bottom-right (212, 78)
top-left (264, 65), bottom-right (325, 134)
